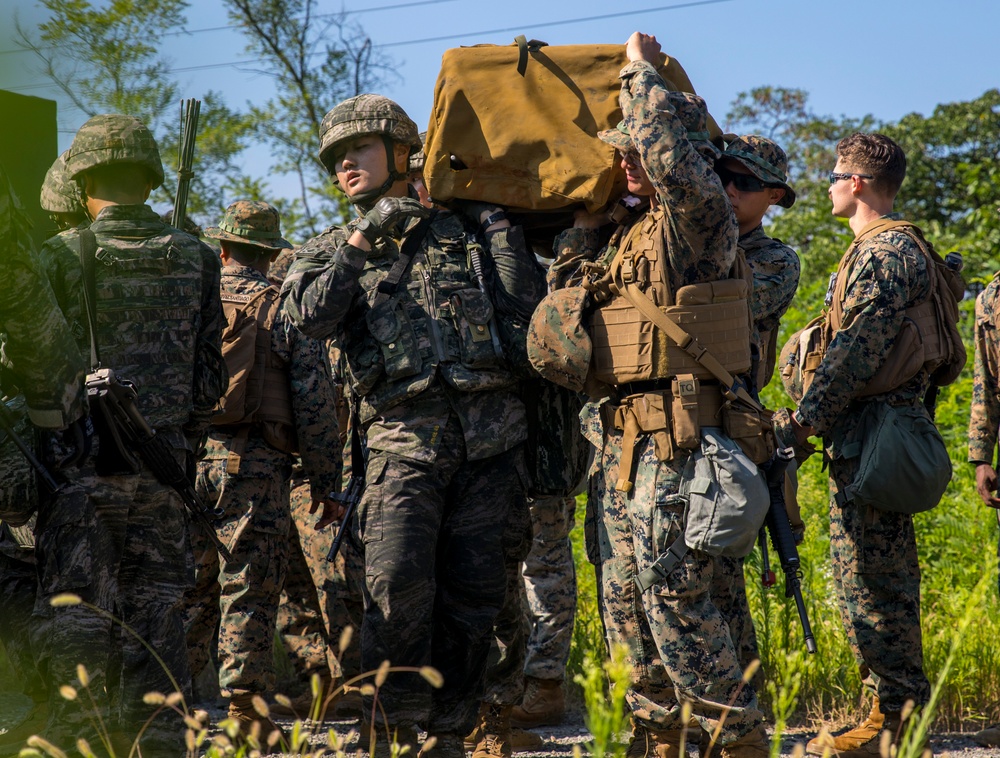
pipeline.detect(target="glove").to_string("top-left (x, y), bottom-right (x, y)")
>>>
top-left (58, 414), bottom-right (94, 469)
top-left (357, 197), bottom-right (430, 246)
top-left (451, 199), bottom-right (505, 228)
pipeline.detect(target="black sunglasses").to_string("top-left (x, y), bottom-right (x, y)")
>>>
top-left (829, 172), bottom-right (873, 184)
top-left (716, 166), bottom-right (770, 193)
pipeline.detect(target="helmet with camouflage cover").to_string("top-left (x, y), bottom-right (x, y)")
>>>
top-left (408, 132), bottom-right (427, 175)
top-left (40, 151), bottom-right (82, 215)
top-left (318, 95), bottom-right (421, 208)
top-left (722, 135), bottom-right (796, 208)
top-left (65, 114), bottom-right (164, 189)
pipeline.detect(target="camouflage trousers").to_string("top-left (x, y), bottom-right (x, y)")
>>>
top-left (183, 456), bottom-right (291, 696)
top-left (522, 494), bottom-right (577, 682)
top-left (582, 401), bottom-right (764, 743)
top-left (276, 477), bottom-right (364, 689)
top-left (710, 556), bottom-right (760, 687)
top-left (828, 441), bottom-right (930, 713)
top-left (357, 417), bottom-right (523, 735)
top-left (31, 445), bottom-right (194, 751)
top-left (481, 492), bottom-right (532, 705)
top-left (0, 523), bottom-right (45, 701)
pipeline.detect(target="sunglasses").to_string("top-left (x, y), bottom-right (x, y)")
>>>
top-left (829, 172), bottom-right (873, 184)
top-left (716, 166), bottom-right (771, 193)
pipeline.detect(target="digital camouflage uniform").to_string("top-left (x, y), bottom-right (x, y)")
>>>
top-left (712, 135), bottom-right (801, 682)
top-left (181, 201), bottom-right (341, 704)
top-left (548, 61), bottom-right (764, 744)
top-left (282, 202), bottom-right (542, 737)
top-left (521, 494), bottom-right (577, 682)
top-left (39, 150), bottom-right (87, 233)
top-left (969, 273), bottom-right (1000, 466)
top-left (269, 251), bottom-right (365, 694)
top-left (0, 161), bottom-right (87, 717)
top-left (31, 114), bottom-right (227, 751)
top-left (795, 214), bottom-right (932, 713)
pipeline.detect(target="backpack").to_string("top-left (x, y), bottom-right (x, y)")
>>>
top-left (214, 285), bottom-right (297, 456)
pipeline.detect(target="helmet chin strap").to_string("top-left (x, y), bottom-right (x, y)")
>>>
top-left (351, 135), bottom-right (407, 213)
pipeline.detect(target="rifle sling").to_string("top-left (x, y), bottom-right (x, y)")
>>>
top-left (78, 228), bottom-right (101, 369)
top-left (372, 213), bottom-right (434, 310)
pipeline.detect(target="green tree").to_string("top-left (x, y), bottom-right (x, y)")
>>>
top-left (15, 0), bottom-right (254, 223)
top-left (224, 0), bottom-right (397, 239)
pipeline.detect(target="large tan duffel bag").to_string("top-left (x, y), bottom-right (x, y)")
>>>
top-left (424, 37), bottom-right (721, 214)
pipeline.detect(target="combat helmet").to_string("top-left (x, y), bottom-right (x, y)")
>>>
top-left (318, 94), bottom-right (421, 208)
top-left (40, 151), bottom-right (82, 215)
top-left (65, 114), bottom-right (164, 189)
top-left (408, 132), bottom-right (427, 175)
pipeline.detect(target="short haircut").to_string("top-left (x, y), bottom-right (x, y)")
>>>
top-left (83, 162), bottom-right (157, 196)
top-left (836, 132), bottom-right (906, 198)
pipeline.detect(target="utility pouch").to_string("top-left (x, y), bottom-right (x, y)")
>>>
top-left (613, 392), bottom-right (674, 492)
top-left (670, 374), bottom-right (700, 449)
top-left (86, 370), bottom-right (142, 477)
top-left (722, 401), bottom-right (776, 466)
top-left (451, 288), bottom-right (502, 369)
top-left (366, 298), bottom-right (423, 381)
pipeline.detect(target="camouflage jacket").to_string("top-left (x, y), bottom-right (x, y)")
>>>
top-left (741, 224), bottom-right (800, 389)
top-left (797, 213), bottom-right (931, 438)
top-left (38, 203), bottom-right (227, 444)
top-left (969, 273), bottom-right (1000, 464)
top-left (281, 209), bottom-right (543, 462)
top-left (204, 265), bottom-right (341, 498)
top-left (549, 59), bottom-right (737, 293)
top-left (0, 163), bottom-right (86, 429)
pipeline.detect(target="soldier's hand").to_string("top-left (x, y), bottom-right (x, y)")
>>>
top-left (626, 32), bottom-right (661, 64)
top-left (314, 497), bottom-right (346, 530)
top-left (573, 208), bottom-right (608, 230)
top-left (975, 463), bottom-right (1000, 508)
top-left (57, 414), bottom-right (94, 469)
top-left (358, 197), bottom-right (430, 246)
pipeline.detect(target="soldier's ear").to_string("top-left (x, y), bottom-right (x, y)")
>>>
top-left (769, 188), bottom-right (786, 207)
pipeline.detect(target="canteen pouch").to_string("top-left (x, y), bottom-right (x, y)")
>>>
top-left (681, 428), bottom-right (769, 559)
top-left (842, 403), bottom-right (950, 514)
top-left (722, 401), bottom-right (777, 466)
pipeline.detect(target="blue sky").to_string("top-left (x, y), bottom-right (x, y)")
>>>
top-left (2, 0), bottom-right (997, 204)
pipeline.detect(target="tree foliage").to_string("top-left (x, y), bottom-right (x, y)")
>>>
top-left (15, 0), bottom-right (254, 222)
top-left (223, 0), bottom-right (397, 239)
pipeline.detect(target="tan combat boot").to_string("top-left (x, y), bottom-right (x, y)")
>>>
top-left (227, 692), bottom-right (287, 749)
top-left (626, 722), bottom-right (689, 758)
top-left (718, 726), bottom-right (769, 758)
top-left (465, 702), bottom-right (514, 758)
top-left (510, 676), bottom-right (565, 728)
top-left (806, 697), bottom-right (885, 756)
top-left (973, 724), bottom-right (1000, 748)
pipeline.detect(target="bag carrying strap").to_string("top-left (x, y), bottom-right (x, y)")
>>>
top-left (78, 228), bottom-right (101, 369)
top-left (636, 534), bottom-right (688, 592)
top-left (619, 280), bottom-right (762, 410)
top-left (371, 214), bottom-right (434, 310)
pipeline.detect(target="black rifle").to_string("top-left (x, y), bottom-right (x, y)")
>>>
top-left (0, 398), bottom-right (62, 495)
top-left (172, 98), bottom-right (200, 228)
top-left (87, 368), bottom-right (233, 562)
top-left (326, 403), bottom-right (368, 563)
top-left (759, 446), bottom-right (817, 654)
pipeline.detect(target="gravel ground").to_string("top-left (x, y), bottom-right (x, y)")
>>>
top-left (190, 704), bottom-right (996, 758)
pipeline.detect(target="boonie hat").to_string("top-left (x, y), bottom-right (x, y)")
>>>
top-left (204, 200), bottom-right (292, 251)
top-left (722, 135), bottom-right (796, 208)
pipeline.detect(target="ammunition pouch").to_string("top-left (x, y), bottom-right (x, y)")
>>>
top-left (721, 401), bottom-right (776, 466)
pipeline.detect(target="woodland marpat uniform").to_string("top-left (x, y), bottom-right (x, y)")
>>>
top-left (969, 273), bottom-right (1000, 465)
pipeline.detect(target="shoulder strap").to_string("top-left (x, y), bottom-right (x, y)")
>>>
top-left (78, 228), bottom-right (101, 369)
top-left (372, 213), bottom-right (435, 310)
top-left (618, 281), bottom-right (762, 410)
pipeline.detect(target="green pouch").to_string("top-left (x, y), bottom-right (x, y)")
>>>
top-left (843, 403), bottom-right (951, 514)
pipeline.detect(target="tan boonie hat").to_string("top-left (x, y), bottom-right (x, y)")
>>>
top-left (204, 200), bottom-right (292, 251)
top-left (723, 135), bottom-right (796, 208)
top-left (598, 120), bottom-right (634, 152)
